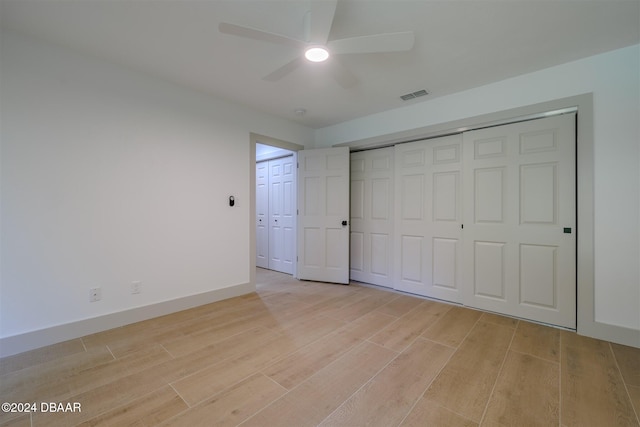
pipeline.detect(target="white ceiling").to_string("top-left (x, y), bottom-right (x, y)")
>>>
top-left (1, 0), bottom-right (639, 129)
top-left (256, 143), bottom-right (293, 158)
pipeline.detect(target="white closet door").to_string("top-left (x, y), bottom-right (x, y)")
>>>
top-left (350, 147), bottom-right (394, 287)
top-left (256, 161), bottom-right (269, 269)
top-left (269, 156), bottom-right (295, 274)
top-left (462, 113), bottom-right (576, 328)
top-left (298, 147), bottom-right (350, 284)
top-left (394, 134), bottom-right (463, 302)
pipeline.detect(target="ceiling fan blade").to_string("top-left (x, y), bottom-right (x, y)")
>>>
top-left (328, 31), bottom-right (415, 55)
top-left (329, 58), bottom-right (357, 89)
top-left (219, 22), bottom-right (306, 49)
top-left (263, 57), bottom-right (305, 82)
top-left (306, 0), bottom-right (338, 44)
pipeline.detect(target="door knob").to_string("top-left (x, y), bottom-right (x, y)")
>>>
top-left (342, 220), bottom-right (348, 226)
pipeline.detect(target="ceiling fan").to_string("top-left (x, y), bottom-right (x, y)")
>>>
top-left (218, 0), bottom-right (414, 88)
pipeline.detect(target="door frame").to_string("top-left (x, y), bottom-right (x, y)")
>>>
top-left (250, 133), bottom-right (304, 286)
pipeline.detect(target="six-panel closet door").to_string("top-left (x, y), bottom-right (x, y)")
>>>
top-left (268, 156), bottom-right (295, 274)
top-left (297, 147), bottom-right (350, 284)
top-left (256, 156), bottom-right (295, 274)
top-left (462, 113), bottom-right (576, 328)
top-left (353, 114), bottom-right (576, 328)
top-left (350, 147), bottom-right (394, 287)
top-left (393, 134), bottom-right (463, 302)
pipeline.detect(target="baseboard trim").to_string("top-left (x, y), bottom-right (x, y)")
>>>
top-left (579, 319), bottom-right (640, 349)
top-left (0, 282), bottom-right (255, 358)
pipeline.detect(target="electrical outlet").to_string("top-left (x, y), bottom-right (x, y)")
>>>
top-left (131, 281), bottom-right (142, 295)
top-left (89, 287), bottom-right (101, 302)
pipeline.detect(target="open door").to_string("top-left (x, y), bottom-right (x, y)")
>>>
top-left (297, 147), bottom-right (350, 284)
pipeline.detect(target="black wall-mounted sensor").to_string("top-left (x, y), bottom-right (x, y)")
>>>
top-left (229, 196), bottom-right (235, 207)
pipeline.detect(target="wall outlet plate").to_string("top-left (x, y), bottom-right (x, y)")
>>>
top-left (131, 281), bottom-right (142, 294)
top-left (89, 287), bottom-right (101, 302)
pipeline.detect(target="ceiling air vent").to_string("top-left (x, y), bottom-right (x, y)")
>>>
top-left (400, 89), bottom-right (429, 101)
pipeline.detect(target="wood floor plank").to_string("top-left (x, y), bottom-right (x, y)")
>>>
top-left (0, 401), bottom-right (31, 427)
top-left (263, 310), bottom-right (346, 339)
top-left (262, 311), bottom-right (395, 389)
top-left (612, 343), bottom-right (640, 387)
top-left (259, 292), bottom-right (317, 317)
top-left (31, 369), bottom-right (168, 427)
top-left (375, 294), bottom-right (422, 317)
top-left (172, 315), bottom-right (344, 405)
top-left (272, 287), bottom-right (355, 307)
top-left (157, 311), bottom-right (278, 358)
top-left (0, 415), bottom-right (31, 427)
top-left (341, 310), bottom-right (399, 340)
top-left (321, 292), bottom-right (392, 322)
top-left (277, 293), bottom-right (359, 322)
top-left (400, 399), bottom-right (478, 427)
top-left (161, 373), bottom-right (287, 427)
top-left (259, 337), bottom-right (345, 390)
top-left (1, 345), bottom-right (115, 402)
top-left (16, 347), bottom-right (173, 426)
top-left (480, 312), bottom-right (519, 329)
top-left (77, 385), bottom-right (187, 426)
top-left (369, 300), bottom-right (451, 352)
top-left (510, 320), bottom-right (560, 363)
top-left (423, 320), bottom-right (514, 422)
top-left (240, 341), bottom-right (397, 427)
top-left (421, 306), bottom-right (482, 348)
top-left (105, 303), bottom-right (276, 358)
top-left (319, 338), bottom-right (454, 426)
top-left (81, 294), bottom-right (263, 352)
top-left (482, 350), bottom-right (559, 426)
top-left (150, 328), bottom-right (280, 386)
top-left (628, 385), bottom-right (640, 422)
top-left (161, 325), bottom-right (274, 360)
top-left (3, 346), bottom-right (171, 408)
top-left (58, 345), bottom-right (172, 400)
top-left (561, 331), bottom-right (639, 427)
top-left (0, 339), bottom-right (85, 376)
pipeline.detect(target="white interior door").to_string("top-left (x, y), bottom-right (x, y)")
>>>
top-left (298, 147), bottom-right (350, 284)
top-left (350, 147), bottom-right (394, 287)
top-left (394, 134), bottom-right (463, 302)
top-left (256, 161), bottom-right (269, 268)
top-left (268, 156), bottom-right (295, 274)
top-left (462, 113), bottom-right (576, 328)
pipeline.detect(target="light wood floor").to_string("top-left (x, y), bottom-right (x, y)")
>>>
top-left (1, 268), bottom-right (639, 427)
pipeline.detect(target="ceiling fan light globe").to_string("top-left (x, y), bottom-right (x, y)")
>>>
top-left (305, 46), bottom-right (330, 62)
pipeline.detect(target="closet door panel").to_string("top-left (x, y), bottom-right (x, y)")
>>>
top-left (394, 135), bottom-right (463, 302)
top-left (349, 148), bottom-right (394, 287)
top-left (256, 161), bottom-right (269, 268)
top-left (269, 158), bottom-right (284, 272)
top-left (264, 155), bottom-right (295, 275)
top-left (432, 237), bottom-right (458, 290)
top-left (280, 157), bottom-right (295, 273)
top-left (462, 113), bottom-right (576, 328)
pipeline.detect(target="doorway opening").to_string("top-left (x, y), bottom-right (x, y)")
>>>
top-left (256, 144), bottom-right (296, 274)
top-left (250, 134), bottom-right (304, 281)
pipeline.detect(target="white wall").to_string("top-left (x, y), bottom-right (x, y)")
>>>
top-left (0, 32), bottom-right (313, 352)
top-left (316, 45), bottom-right (640, 337)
